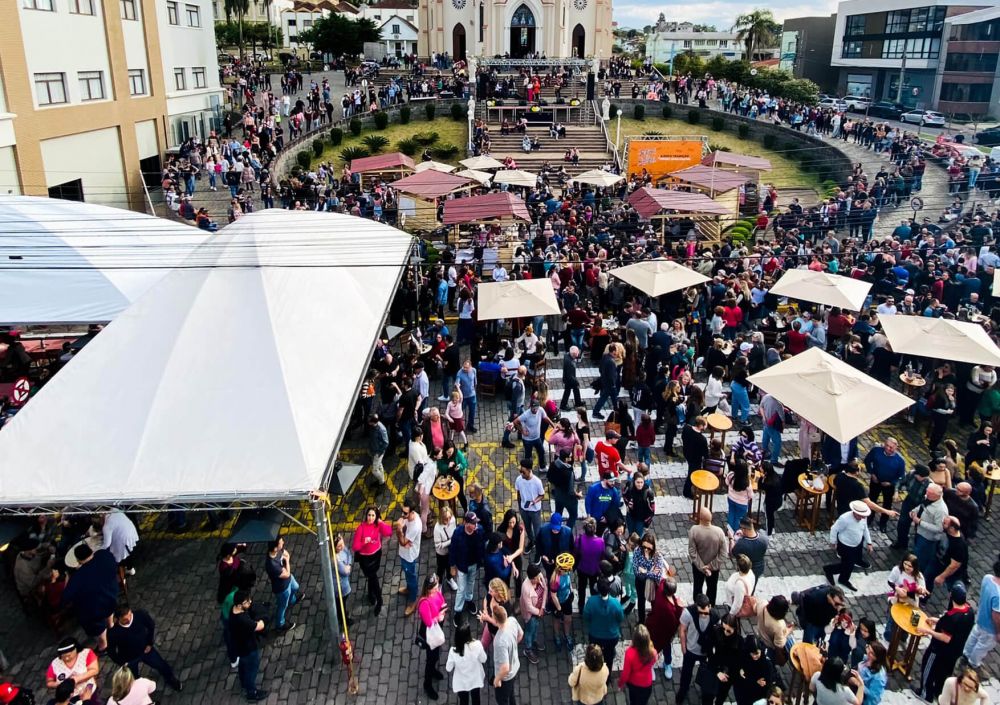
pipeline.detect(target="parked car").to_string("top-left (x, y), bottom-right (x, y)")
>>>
top-left (818, 97), bottom-right (847, 111)
top-left (867, 101), bottom-right (905, 120)
top-left (976, 126), bottom-right (1000, 147)
top-left (845, 95), bottom-right (871, 112)
top-left (900, 110), bottom-right (946, 126)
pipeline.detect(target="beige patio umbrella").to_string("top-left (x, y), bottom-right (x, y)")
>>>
top-left (609, 260), bottom-right (710, 297)
top-left (747, 347), bottom-right (912, 443)
top-left (477, 279), bottom-right (561, 321)
top-left (571, 169), bottom-right (625, 188)
top-left (493, 169), bottom-right (538, 188)
top-left (414, 160), bottom-right (456, 174)
top-left (460, 155), bottom-right (505, 170)
top-left (454, 168), bottom-right (493, 185)
top-left (769, 269), bottom-right (872, 311)
top-left (992, 269), bottom-right (1000, 296)
top-left (879, 316), bottom-right (1000, 366)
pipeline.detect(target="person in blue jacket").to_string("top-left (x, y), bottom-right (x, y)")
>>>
top-left (585, 476), bottom-right (623, 530)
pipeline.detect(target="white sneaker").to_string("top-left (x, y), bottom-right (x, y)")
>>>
top-left (126, 567), bottom-right (136, 576)
top-left (447, 578), bottom-right (458, 591)
top-left (437, 396), bottom-right (449, 402)
top-left (231, 658), bottom-right (239, 669)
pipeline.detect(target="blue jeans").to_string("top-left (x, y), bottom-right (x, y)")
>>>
top-left (463, 396), bottom-right (478, 430)
top-left (802, 621), bottom-right (825, 645)
top-left (401, 557), bottom-right (418, 600)
top-left (637, 446), bottom-right (652, 467)
top-left (570, 329), bottom-right (586, 350)
top-left (522, 437), bottom-right (545, 467)
top-left (441, 373), bottom-right (455, 399)
top-left (126, 646), bottom-right (176, 682)
top-left (913, 535), bottom-right (939, 579)
top-left (237, 648), bottom-right (261, 696)
top-left (728, 499), bottom-right (749, 533)
top-left (761, 424), bottom-right (782, 463)
top-left (594, 388), bottom-right (615, 415)
top-left (553, 489), bottom-right (579, 529)
top-left (524, 615), bottom-right (539, 650)
top-left (626, 515), bottom-right (646, 537)
top-left (274, 575), bottom-right (300, 628)
top-left (731, 383), bottom-right (750, 424)
top-left (221, 617), bottom-right (236, 663)
top-left (502, 404), bottom-right (524, 444)
top-left (455, 564), bottom-right (479, 612)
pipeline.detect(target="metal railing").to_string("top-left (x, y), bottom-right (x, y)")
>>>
top-left (592, 99), bottom-right (620, 168)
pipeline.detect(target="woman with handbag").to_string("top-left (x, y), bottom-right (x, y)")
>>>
top-left (446, 624), bottom-right (486, 705)
top-left (567, 644), bottom-right (608, 705)
top-left (632, 531), bottom-right (669, 624)
top-left (724, 554), bottom-right (757, 619)
top-left (416, 575), bottom-right (448, 701)
top-left (574, 406), bottom-right (594, 482)
top-left (646, 578), bottom-right (684, 680)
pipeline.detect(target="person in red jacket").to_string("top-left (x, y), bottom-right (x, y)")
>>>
top-left (785, 320), bottom-right (809, 355)
top-left (618, 624), bottom-right (658, 705)
top-left (722, 300), bottom-right (744, 340)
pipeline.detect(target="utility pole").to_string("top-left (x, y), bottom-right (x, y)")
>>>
top-left (895, 51), bottom-right (907, 104)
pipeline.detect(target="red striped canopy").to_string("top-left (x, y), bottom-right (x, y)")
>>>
top-left (350, 152), bottom-right (416, 173)
top-left (442, 192), bottom-right (531, 225)
top-left (628, 186), bottom-right (731, 218)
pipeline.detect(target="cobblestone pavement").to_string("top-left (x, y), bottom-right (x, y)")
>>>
top-left (1, 347), bottom-right (999, 705)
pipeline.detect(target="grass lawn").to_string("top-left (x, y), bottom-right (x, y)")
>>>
top-left (614, 116), bottom-right (823, 192)
top-left (317, 118), bottom-right (469, 171)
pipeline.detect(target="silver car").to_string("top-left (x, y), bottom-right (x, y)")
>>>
top-left (900, 110), bottom-right (946, 126)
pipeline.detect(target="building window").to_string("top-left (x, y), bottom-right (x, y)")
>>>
top-left (192, 67), bottom-right (206, 88)
top-left (23, 0), bottom-right (55, 9)
top-left (70, 0), bottom-right (95, 14)
top-left (842, 40), bottom-right (863, 58)
top-left (373, 13), bottom-right (380, 19)
top-left (302, 18), bottom-right (311, 27)
top-left (719, 40), bottom-right (727, 47)
top-left (286, 18), bottom-right (296, 25)
top-left (885, 10), bottom-right (909, 34)
top-left (34, 73), bottom-right (67, 106)
top-left (128, 68), bottom-right (146, 95)
top-left (174, 68), bottom-right (186, 90)
top-left (120, 0), bottom-right (137, 20)
top-left (392, 23), bottom-right (399, 34)
top-left (405, 13), bottom-right (412, 20)
top-left (882, 36), bottom-right (939, 59)
top-left (944, 52), bottom-right (999, 73)
top-left (167, 1), bottom-right (178, 24)
top-left (78, 70), bottom-right (105, 101)
top-left (845, 15), bottom-right (866, 36)
top-left (185, 3), bottom-right (200, 26)
top-left (940, 82), bottom-right (993, 103)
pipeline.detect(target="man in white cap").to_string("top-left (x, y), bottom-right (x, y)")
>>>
top-left (823, 500), bottom-right (873, 592)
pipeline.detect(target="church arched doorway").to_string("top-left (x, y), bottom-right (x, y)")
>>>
top-left (452, 23), bottom-right (467, 61)
top-left (509, 4), bottom-right (536, 58)
top-left (572, 23), bottom-right (585, 58)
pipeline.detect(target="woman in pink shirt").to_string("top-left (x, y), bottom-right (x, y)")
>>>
top-left (417, 576), bottom-right (448, 701)
top-left (352, 507), bottom-right (392, 616)
top-left (618, 624), bottom-right (657, 705)
top-left (107, 667), bottom-right (155, 705)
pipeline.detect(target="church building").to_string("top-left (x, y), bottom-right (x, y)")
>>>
top-left (417, 0), bottom-right (613, 61)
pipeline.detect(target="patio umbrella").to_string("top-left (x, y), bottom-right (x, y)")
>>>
top-left (768, 269), bottom-right (872, 312)
top-left (992, 269), bottom-right (1000, 297)
top-left (878, 316), bottom-right (1000, 366)
top-left (571, 169), bottom-right (624, 188)
top-left (454, 168), bottom-right (493, 185)
top-left (460, 155), bottom-right (505, 170)
top-left (414, 160), bottom-right (456, 174)
top-left (747, 347), bottom-right (912, 443)
top-left (477, 279), bottom-right (561, 321)
top-left (609, 260), bottom-right (710, 297)
top-left (493, 169), bottom-right (538, 188)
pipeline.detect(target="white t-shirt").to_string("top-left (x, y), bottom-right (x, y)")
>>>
top-left (399, 514), bottom-right (422, 563)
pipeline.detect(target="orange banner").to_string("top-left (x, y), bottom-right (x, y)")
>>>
top-left (626, 139), bottom-right (704, 181)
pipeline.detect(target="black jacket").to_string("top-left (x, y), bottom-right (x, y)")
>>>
top-left (682, 424), bottom-right (709, 468)
top-left (107, 609), bottom-right (157, 665)
top-left (562, 352), bottom-right (579, 386)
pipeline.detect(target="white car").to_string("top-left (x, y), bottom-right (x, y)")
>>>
top-left (818, 97), bottom-right (847, 111)
top-left (900, 110), bottom-right (946, 126)
top-left (845, 95), bottom-right (871, 112)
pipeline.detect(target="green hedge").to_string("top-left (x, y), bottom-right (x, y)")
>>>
top-left (312, 139), bottom-right (324, 158)
top-left (329, 127), bottom-right (343, 146)
top-left (400, 106), bottom-right (411, 124)
top-left (349, 117), bottom-right (362, 136)
top-left (373, 111), bottom-right (389, 130)
top-left (711, 117), bottom-right (725, 131)
top-left (425, 103), bottom-right (436, 120)
top-left (295, 151), bottom-right (311, 169)
top-left (662, 105), bottom-right (673, 119)
top-left (687, 109), bottom-right (700, 125)
top-left (634, 104), bottom-right (645, 120)
top-left (738, 124), bottom-right (750, 139)
top-left (762, 133), bottom-right (777, 149)
top-left (451, 103), bottom-right (464, 121)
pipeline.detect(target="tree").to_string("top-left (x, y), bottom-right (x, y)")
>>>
top-left (691, 23), bottom-right (717, 31)
top-left (223, 0), bottom-right (251, 58)
top-left (298, 14), bottom-right (381, 56)
top-left (731, 9), bottom-right (780, 61)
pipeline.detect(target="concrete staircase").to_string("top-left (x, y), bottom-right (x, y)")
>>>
top-left (483, 121), bottom-right (611, 175)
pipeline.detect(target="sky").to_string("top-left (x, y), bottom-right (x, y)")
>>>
top-left (612, 0), bottom-right (839, 31)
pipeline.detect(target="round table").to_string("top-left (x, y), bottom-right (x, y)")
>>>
top-left (887, 603), bottom-right (930, 677)
top-left (795, 473), bottom-right (828, 534)
top-left (64, 534), bottom-right (104, 569)
top-left (983, 463), bottom-right (1000, 518)
top-left (690, 469), bottom-right (720, 522)
top-left (706, 412), bottom-right (733, 445)
top-left (898, 374), bottom-right (926, 422)
top-left (432, 476), bottom-right (461, 517)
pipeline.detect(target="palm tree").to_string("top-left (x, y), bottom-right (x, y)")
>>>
top-left (224, 0), bottom-right (251, 58)
top-left (732, 9), bottom-right (780, 62)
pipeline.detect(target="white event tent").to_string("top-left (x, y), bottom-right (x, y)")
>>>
top-left (0, 209), bottom-right (413, 507)
top-left (0, 195), bottom-right (210, 324)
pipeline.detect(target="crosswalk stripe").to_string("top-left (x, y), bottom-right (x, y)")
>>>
top-left (654, 529), bottom-right (895, 559)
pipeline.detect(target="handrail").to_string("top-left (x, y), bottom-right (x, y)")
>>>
top-left (592, 99), bottom-right (620, 169)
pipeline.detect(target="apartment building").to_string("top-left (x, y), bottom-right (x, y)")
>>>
top-left (831, 0), bottom-right (999, 116)
top-left (646, 30), bottom-right (760, 65)
top-left (0, 0), bottom-right (223, 211)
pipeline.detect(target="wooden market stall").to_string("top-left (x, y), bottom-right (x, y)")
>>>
top-left (350, 152), bottom-right (415, 189)
top-left (701, 150), bottom-right (773, 184)
top-left (442, 191), bottom-right (532, 256)
top-left (390, 170), bottom-right (475, 231)
top-left (627, 186), bottom-right (732, 244)
top-left (664, 165), bottom-right (746, 226)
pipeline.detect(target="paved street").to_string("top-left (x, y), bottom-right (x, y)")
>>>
top-left (1, 350), bottom-right (998, 705)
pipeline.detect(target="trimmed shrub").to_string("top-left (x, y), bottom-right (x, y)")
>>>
top-left (397, 137), bottom-right (419, 156)
top-left (633, 104), bottom-right (645, 120)
top-left (711, 117), bottom-right (725, 131)
top-left (312, 139), bottom-right (324, 157)
top-left (738, 124), bottom-right (750, 139)
top-left (451, 103), bottom-right (464, 121)
top-left (432, 143), bottom-right (460, 160)
top-left (373, 111), bottom-right (389, 130)
top-left (644, 131), bottom-right (664, 136)
top-left (414, 131), bottom-right (439, 146)
top-left (400, 105), bottom-right (411, 124)
top-left (340, 145), bottom-right (369, 163)
top-left (362, 134), bottom-right (390, 153)
top-left (762, 133), bottom-right (777, 149)
top-left (661, 105), bottom-right (673, 119)
top-left (687, 109), bottom-right (700, 124)
top-left (329, 127), bottom-right (344, 146)
top-left (295, 151), bottom-right (311, 169)
top-left (349, 117), bottom-right (362, 136)
top-left (609, 104), bottom-right (618, 119)
top-left (425, 103), bottom-right (436, 120)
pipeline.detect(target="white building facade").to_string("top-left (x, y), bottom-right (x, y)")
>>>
top-left (645, 31), bottom-right (747, 65)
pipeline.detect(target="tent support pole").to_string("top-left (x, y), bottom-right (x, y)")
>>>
top-left (311, 498), bottom-right (340, 647)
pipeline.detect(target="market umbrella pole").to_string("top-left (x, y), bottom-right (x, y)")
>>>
top-left (311, 496), bottom-right (341, 651)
